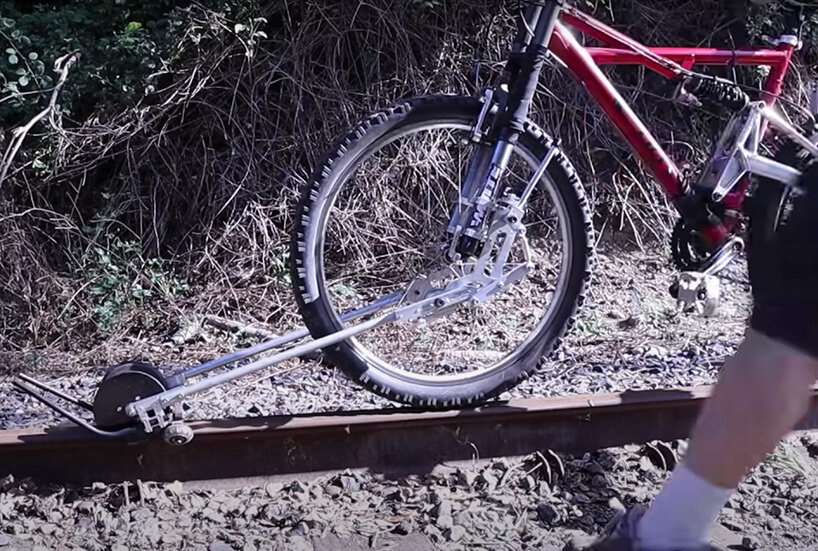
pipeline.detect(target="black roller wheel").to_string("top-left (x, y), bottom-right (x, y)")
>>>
top-left (94, 361), bottom-right (167, 430)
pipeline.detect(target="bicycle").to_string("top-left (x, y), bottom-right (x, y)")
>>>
top-left (288, 0), bottom-right (818, 407)
top-left (14, 0), bottom-right (818, 441)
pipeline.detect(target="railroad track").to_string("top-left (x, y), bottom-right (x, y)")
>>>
top-left (4, 386), bottom-right (818, 485)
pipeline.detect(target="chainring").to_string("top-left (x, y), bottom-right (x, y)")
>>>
top-left (670, 218), bottom-right (711, 271)
top-left (93, 361), bottom-right (167, 430)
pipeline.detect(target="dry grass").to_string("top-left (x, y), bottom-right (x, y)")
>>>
top-left (0, 0), bottom-right (815, 359)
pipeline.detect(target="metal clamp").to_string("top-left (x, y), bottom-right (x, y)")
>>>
top-left (471, 88), bottom-right (495, 143)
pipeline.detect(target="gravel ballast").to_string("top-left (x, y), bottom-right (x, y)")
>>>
top-left (1, 435), bottom-right (818, 550)
top-left (6, 245), bottom-right (811, 549)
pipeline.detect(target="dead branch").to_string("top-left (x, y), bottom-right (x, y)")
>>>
top-left (203, 314), bottom-right (277, 340)
top-left (0, 52), bottom-right (79, 190)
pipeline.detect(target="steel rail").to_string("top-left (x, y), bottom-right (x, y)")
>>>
top-left (3, 386), bottom-right (818, 485)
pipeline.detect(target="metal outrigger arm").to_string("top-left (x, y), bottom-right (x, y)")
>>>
top-left (12, 206), bottom-right (531, 442)
top-left (11, 292), bottom-right (406, 440)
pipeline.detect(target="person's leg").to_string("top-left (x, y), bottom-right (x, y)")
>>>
top-left (685, 329), bottom-right (818, 488)
top-left (579, 165), bottom-right (818, 551)
top-left (639, 166), bottom-right (818, 550)
top-left (638, 329), bottom-right (818, 549)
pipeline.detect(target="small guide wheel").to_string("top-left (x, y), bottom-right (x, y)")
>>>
top-left (93, 361), bottom-right (168, 430)
top-left (163, 422), bottom-right (194, 446)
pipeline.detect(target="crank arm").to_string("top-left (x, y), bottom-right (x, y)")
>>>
top-left (700, 235), bottom-right (744, 277)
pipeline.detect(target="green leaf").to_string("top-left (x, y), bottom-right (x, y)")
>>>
top-left (7, 54), bottom-right (17, 65)
top-left (4, 48), bottom-right (14, 55)
top-left (126, 21), bottom-right (142, 32)
top-left (18, 75), bottom-right (28, 87)
top-left (27, 52), bottom-right (37, 61)
top-left (234, 23), bottom-right (247, 33)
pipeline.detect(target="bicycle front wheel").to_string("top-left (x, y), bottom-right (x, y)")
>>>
top-left (290, 95), bottom-right (593, 407)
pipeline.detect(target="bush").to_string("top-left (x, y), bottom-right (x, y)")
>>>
top-left (0, 0), bottom-right (214, 126)
top-left (1, 0), bottom-right (816, 353)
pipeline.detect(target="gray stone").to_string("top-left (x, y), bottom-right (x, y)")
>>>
top-left (742, 536), bottom-right (760, 551)
top-left (584, 461), bottom-right (605, 475)
top-left (436, 515), bottom-right (453, 530)
top-left (209, 542), bottom-right (234, 551)
top-left (434, 500), bottom-right (452, 519)
top-left (591, 474), bottom-right (607, 488)
top-left (312, 535), bottom-right (369, 551)
top-left (393, 519), bottom-right (412, 535)
top-left (393, 534), bottom-right (435, 551)
top-left (0, 535), bottom-right (9, 547)
top-left (537, 502), bottom-right (560, 526)
top-left (339, 476), bottom-right (360, 492)
top-left (453, 511), bottom-right (470, 525)
top-left (448, 525), bottom-right (467, 542)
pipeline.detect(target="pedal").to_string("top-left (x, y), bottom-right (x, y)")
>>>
top-left (670, 271), bottom-right (721, 317)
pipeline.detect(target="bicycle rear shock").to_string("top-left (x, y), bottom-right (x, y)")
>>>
top-left (676, 75), bottom-right (750, 112)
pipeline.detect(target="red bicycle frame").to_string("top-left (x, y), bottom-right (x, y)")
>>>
top-left (549, 6), bottom-right (796, 217)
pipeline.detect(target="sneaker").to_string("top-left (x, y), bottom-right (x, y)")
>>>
top-left (563, 507), bottom-right (726, 551)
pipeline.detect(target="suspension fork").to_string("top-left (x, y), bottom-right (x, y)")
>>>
top-left (449, 1), bottom-right (565, 259)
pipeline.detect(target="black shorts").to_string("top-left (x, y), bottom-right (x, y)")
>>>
top-left (748, 163), bottom-right (818, 358)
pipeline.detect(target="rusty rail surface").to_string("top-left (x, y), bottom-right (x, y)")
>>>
top-left (3, 386), bottom-right (818, 485)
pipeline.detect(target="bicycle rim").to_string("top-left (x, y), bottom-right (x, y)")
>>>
top-left (315, 119), bottom-right (574, 384)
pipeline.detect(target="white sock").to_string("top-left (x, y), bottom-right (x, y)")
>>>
top-left (637, 464), bottom-right (733, 550)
